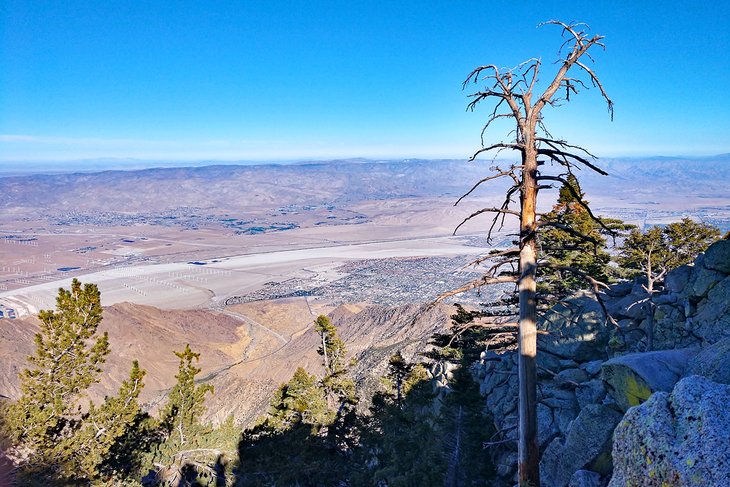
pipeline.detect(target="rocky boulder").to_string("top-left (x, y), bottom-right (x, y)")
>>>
top-left (603, 280), bottom-right (633, 298)
top-left (575, 379), bottom-right (606, 409)
top-left (538, 291), bottom-right (611, 362)
top-left (609, 375), bottom-right (730, 487)
top-left (687, 266), bottom-right (726, 298)
top-left (652, 307), bottom-right (697, 350)
top-left (568, 470), bottom-right (602, 487)
top-left (601, 348), bottom-right (698, 412)
top-left (605, 292), bottom-right (647, 320)
top-left (554, 368), bottom-right (589, 388)
top-left (703, 239), bottom-right (730, 274)
top-left (691, 275), bottom-right (730, 343)
top-left (688, 336), bottom-right (730, 384)
top-left (664, 264), bottom-right (693, 294)
top-left (540, 404), bottom-right (623, 487)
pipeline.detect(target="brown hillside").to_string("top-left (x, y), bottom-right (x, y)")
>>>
top-left (0, 298), bottom-right (453, 428)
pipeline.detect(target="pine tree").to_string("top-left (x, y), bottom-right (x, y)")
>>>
top-left (619, 218), bottom-right (720, 293)
top-left (6, 279), bottom-right (110, 451)
top-left (357, 360), bottom-right (444, 486)
top-left (618, 218), bottom-right (720, 350)
top-left (4, 280), bottom-right (151, 486)
top-left (250, 317), bottom-right (353, 434)
top-left (264, 367), bottom-right (331, 432)
top-left (663, 218), bottom-right (721, 266)
top-left (237, 318), bottom-right (358, 484)
top-left (238, 367), bottom-right (342, 485)
top-left (538, 175), bottom-right (624, 300)
top-left (440, 366), bottom-right (495, 486)
top-left (61, 361), bottom-right (147, 481)
top-left (161, 344), bottom-right (214, 447)
top-left (387, 351), bottom-right (412, 408)
top-left (313, 315), bottom-right (356, 409)
top-left (145, 345), bottom-right (235, 486)
top-left (314, 314), bottom-right (346, 375)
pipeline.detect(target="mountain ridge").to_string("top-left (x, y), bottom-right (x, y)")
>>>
top-left (2, 155), bottom-right (728, 214)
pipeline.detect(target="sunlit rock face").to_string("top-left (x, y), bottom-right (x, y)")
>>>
top-left (609, 375), bottom-right (730, 487)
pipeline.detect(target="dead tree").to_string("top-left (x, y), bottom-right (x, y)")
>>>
top-left (443, 21), bottom-right (614, 486)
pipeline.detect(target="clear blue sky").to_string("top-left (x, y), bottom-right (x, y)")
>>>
top-left (1, 1), bottom-right (729, 162)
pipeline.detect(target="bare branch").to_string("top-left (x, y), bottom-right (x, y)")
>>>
top-left (464, 64), bottom-right (528, 134)
top-left (537, 115), bottom-right (557, 138)
top-left (463, 64), bottom-right (501, 88)
top-left (466, 248), bottom-right (520, 267)
top-left (540, 20), bottom-right (586, 47)
top-left (525, 58), bottom-right (541, 95)
top-left (536, 137), bottom-right (598, 159)
top-left (575, 60), bottom-right (614, 120)
top-left (516, 57), bottom-right (541, 71)
top-left (468, 143), bottom-right (524, 162)
top-left (483, 437), bottom-right (516, 450)
top-left (453, 207), bottom-right (521, 235)
top-left (482, 258), bottom-right (520, 281)
top-left (454, 166), bottom-right (520, 206)
top-left (435, 275), bottom-right (518, 302)
top-left (446, 318), bottom-right (523, 348)
top-left (534, 21), bottom-right (611, 121)
top-left (478, 100), bottom-right (511, 145)
top-left (561, 77), bottom-right (589, 90)
top-left (489, 183), bottom-right (525, 239)
top-left (538, 365), bottom-right (583, 389)
top-left (537, 148), bottom-right (607, 175)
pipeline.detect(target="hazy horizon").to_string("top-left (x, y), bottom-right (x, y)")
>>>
top-left (1, 152), bottom-right (729, 177)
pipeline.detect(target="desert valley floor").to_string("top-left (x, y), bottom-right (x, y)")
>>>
top-left (2, 159), bottom-right (729, 426)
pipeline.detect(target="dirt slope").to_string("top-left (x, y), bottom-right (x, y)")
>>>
top-left (0, 298), bottom-right (453, 427)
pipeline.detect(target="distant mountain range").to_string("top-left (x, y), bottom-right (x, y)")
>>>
top-left (593, 153), bottom-right (730, 183)
top-left (0, 155), bottom-right (728, 215)
top-left (1, 153), bottom-right (727, 176)
top-left (0, 159), bottom-right (484, 213)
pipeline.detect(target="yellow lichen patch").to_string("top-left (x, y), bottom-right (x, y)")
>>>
top-left (625, 374), bottom-right (652, 407)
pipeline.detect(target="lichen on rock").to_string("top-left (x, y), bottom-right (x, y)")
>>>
top-left (601, 348), bottom-right (698, 412)
top-left (609, 375), bottom-right (730, 487)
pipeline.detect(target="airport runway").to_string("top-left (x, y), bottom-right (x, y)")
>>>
top-left (0, 234), bottom-right (483, 317)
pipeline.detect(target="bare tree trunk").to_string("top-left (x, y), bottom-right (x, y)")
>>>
top-left (645, 302), bottom-right (655, 351)
top-left (645, 253), bottom-right (655, 350)
top-left (518, 146), bottom-right (540, 486)
top-left (449, 21), bottom-right (615, 487)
